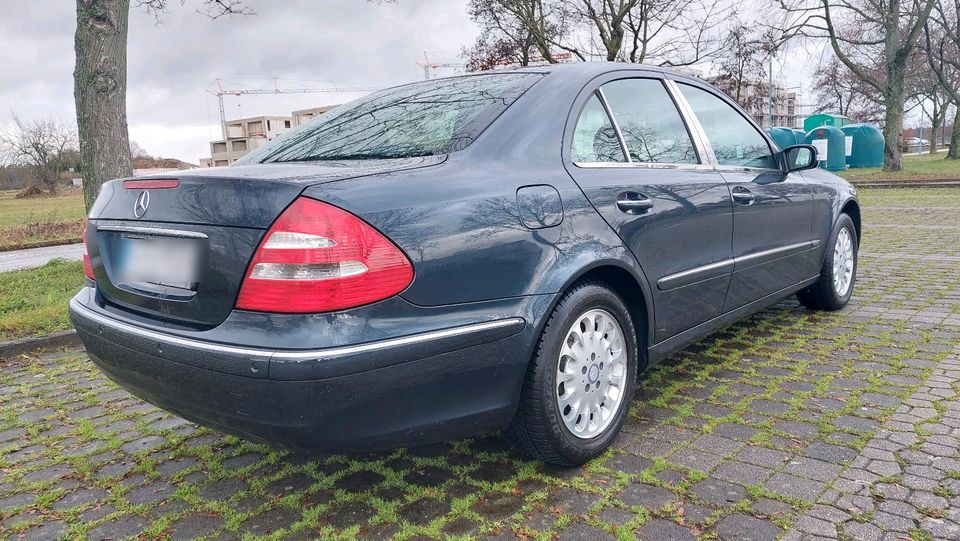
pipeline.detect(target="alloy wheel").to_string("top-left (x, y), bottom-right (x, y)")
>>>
top-left (555, 309), bottom-right (628, 439)
top-left (833, 227), bottom-right (854, 296)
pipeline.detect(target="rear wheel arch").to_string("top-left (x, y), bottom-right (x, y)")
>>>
top-left (545, 262), bottom-right (652, 371)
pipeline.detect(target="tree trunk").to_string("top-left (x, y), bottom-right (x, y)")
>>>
top-left (930, 120), bottom-right (940, 154)
top-left (948, 112), bottom-right (960, 160)
top-left (929, 104), bottom-right (941, 155)
top-left (74, 0), bottom-right (133, 210)
top-left (882, 84), bottom-right (905, 172)
top-left (605, 32), bottom-right (622, 61)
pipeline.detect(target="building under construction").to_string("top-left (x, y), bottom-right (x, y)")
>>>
top-left (198, 105), bottom-right (338, 167)
top-left (705, 76), bottom-right (800, 129)
top-left (200, 77), bottom-right (371, 167)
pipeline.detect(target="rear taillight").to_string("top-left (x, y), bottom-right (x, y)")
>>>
top-left (235, 197), bottom-right (414, 313)
top-left (82, 218), bottom-right (95, 280)
top-left (122, 179), bottom-right (180, 189)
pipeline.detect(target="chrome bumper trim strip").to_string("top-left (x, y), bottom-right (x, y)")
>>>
top-left (69, 298), bottom-right (524, 362)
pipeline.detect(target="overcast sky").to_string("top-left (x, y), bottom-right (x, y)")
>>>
top-left (1, 0), bottom-right (480, 163)
top-left (1, 1), bottom-right (852, 164)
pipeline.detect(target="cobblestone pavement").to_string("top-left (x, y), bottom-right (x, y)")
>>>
top-left (2, 187), bottom-right (959, 541)
top-left (784, 349), bottom-right (960, 541)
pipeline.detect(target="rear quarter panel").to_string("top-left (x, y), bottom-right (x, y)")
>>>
top-left (302, 156), bottom-right (635, 306)
top-left (301, 71), bottom-right (648, 308)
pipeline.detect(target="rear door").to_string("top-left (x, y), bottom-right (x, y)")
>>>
top-left (564, 74), bottom-right (733, 343)
top-left (675, 82), bottom-right (815, 311)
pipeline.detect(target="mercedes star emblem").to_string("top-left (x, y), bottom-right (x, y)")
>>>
top-left (134, 190), bottom-right (150, 219)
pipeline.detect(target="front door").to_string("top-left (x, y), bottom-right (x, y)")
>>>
top-left (675, 82), bottom-right (814, 311)
top-left (564, 76), bottom-right (733, 343)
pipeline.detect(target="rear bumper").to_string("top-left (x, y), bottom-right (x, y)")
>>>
top-left (69, 293), bottom-right (537, 450)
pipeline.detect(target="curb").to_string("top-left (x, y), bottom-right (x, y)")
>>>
top-left (0, 238), bottom-right (83, 253)
top-left (851, 180), bottom-right (960, 189)
top-left (0, 330), bottom-right (81, 359)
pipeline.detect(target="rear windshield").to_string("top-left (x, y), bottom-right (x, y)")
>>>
top-left (235, 73), bottom-right (542, 164)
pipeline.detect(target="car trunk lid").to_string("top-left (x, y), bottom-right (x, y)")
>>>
top-left (89, 157), bottom-right (444, 228)
top-left (86, 158), bottom-right (442, 327)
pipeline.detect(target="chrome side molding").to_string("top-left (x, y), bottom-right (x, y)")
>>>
top-left (657, 240), bottom-right (821, 291)
top-left (734, 240), bottom-right (819, 270)
top-left (658, 258), bottom-right (735, 291)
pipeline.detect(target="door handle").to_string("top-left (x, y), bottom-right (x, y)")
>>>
top-left (617, 192), bottom-right (653, 213)
top-left (731, 187), bottom-right (755, 205)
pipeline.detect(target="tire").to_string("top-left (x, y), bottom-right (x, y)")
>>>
top-left (508, 280), bottom-right (638, 466)
top-left (797, 213), bottom-right (858, 311)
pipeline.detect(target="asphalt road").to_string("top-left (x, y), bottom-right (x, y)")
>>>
top-left (0, 243), bottom-right (84, 273)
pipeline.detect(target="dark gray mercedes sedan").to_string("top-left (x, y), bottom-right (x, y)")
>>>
top-left (70, 63), bottom-right (860, 466)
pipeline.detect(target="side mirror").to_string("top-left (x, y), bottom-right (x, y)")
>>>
top-left (783, 144), bottom-right (819, 172)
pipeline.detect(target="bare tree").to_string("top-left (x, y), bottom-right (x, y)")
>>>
top-left (949, 104), bottom-right (960, 158)
top-left (810, 57), bottom-right (884, 122)
top-left (0, 115), bottom-right (78, 196)
top-left (129, 140), bottom-right (153, 160)
top-left (464, 33), bottom-right (533, 71)
top-left (466, 0), bottom-right (541, 69)
top-left (74, 0), bottom-right (252, 210)
top-left (571, 0), bottom-right (638, 61)
top-left (711, 21), bottom-right (769, 112)
top-left (919, 95), bottom-right (951, 152)
top-left (462, 0), bottom-right (733, 69)
top-left (463, 0), bottom-right (578, 71)
top-left (560, 0), bottom-right (729, 64)
top-left (909, 52), bottom-right (952, 152)
top-left (773, 0), bottom-right (937, 171)
top-left (622, 0), bottom-right (730, 66)
top-left (925, 0), bottom-right (960, 158)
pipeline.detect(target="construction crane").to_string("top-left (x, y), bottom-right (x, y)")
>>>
top-left (207, 78), bottom-right (376, 139)
top-left (416, 52), bottom-right (465, 80)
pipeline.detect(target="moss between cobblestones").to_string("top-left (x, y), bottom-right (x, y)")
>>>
top-left (1, 187), bottom-right (959, 539)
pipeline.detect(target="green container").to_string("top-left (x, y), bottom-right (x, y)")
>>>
top-left (806, 126), bottom-right (847, 171)
top-left (791, 129), bottom-right (807, 146)
top-left (841, 123), bottom-right (884, 168)
top-left (803, 113), bottom-right (850, 133)
top-left (765, 127), bottom-right (796, 151)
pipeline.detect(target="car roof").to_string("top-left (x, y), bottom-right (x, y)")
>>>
top-left (390, 62), bottom-right (709, 98)
top-left (508, 61), bottom-right (704, 81)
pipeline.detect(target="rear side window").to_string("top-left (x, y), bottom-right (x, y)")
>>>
top-left (678, 83), bottom-right (777, 169)
top-left (600, 79), bottom-right (699, 164)
top-left (572, 94), bottom-right (626, 163)
top-left (236, 73), bottom-right (542, 163)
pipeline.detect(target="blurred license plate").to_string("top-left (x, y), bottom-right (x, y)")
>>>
top-left (119, 237), bottom-right (200, 290)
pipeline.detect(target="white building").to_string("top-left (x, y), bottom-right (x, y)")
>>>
top-left (203, 115), bottom-right (294, 167)
top-left (292, 105), bottom-right (338, 127)
top-left (201, 106), bottom-right (341, 167)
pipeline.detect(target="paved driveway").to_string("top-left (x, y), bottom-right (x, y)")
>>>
top-left (2, 188), bottom-right (959, 541)
top-left (0, 244), bottom-right (84, 273)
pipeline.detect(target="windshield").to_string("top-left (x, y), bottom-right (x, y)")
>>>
top-left (235, 73), bottom-right (543, 164)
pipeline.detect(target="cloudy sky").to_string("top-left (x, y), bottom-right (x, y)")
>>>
top-left (2, 0), bottom-right (833, 164)
top-left (2, 0), bottom-right (480, 163)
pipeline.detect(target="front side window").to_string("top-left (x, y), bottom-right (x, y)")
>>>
top-left (235, 73), bottom-right (542, 163)
top-left (600, 79), bottom-right (699, 164)
top-left (678, 83), bottom-right (777, 169)
top-left (571, 94), bottom-right (626, 163)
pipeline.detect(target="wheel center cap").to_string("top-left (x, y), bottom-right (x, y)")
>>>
top-left (588, 364), bottom-right (600, 383)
